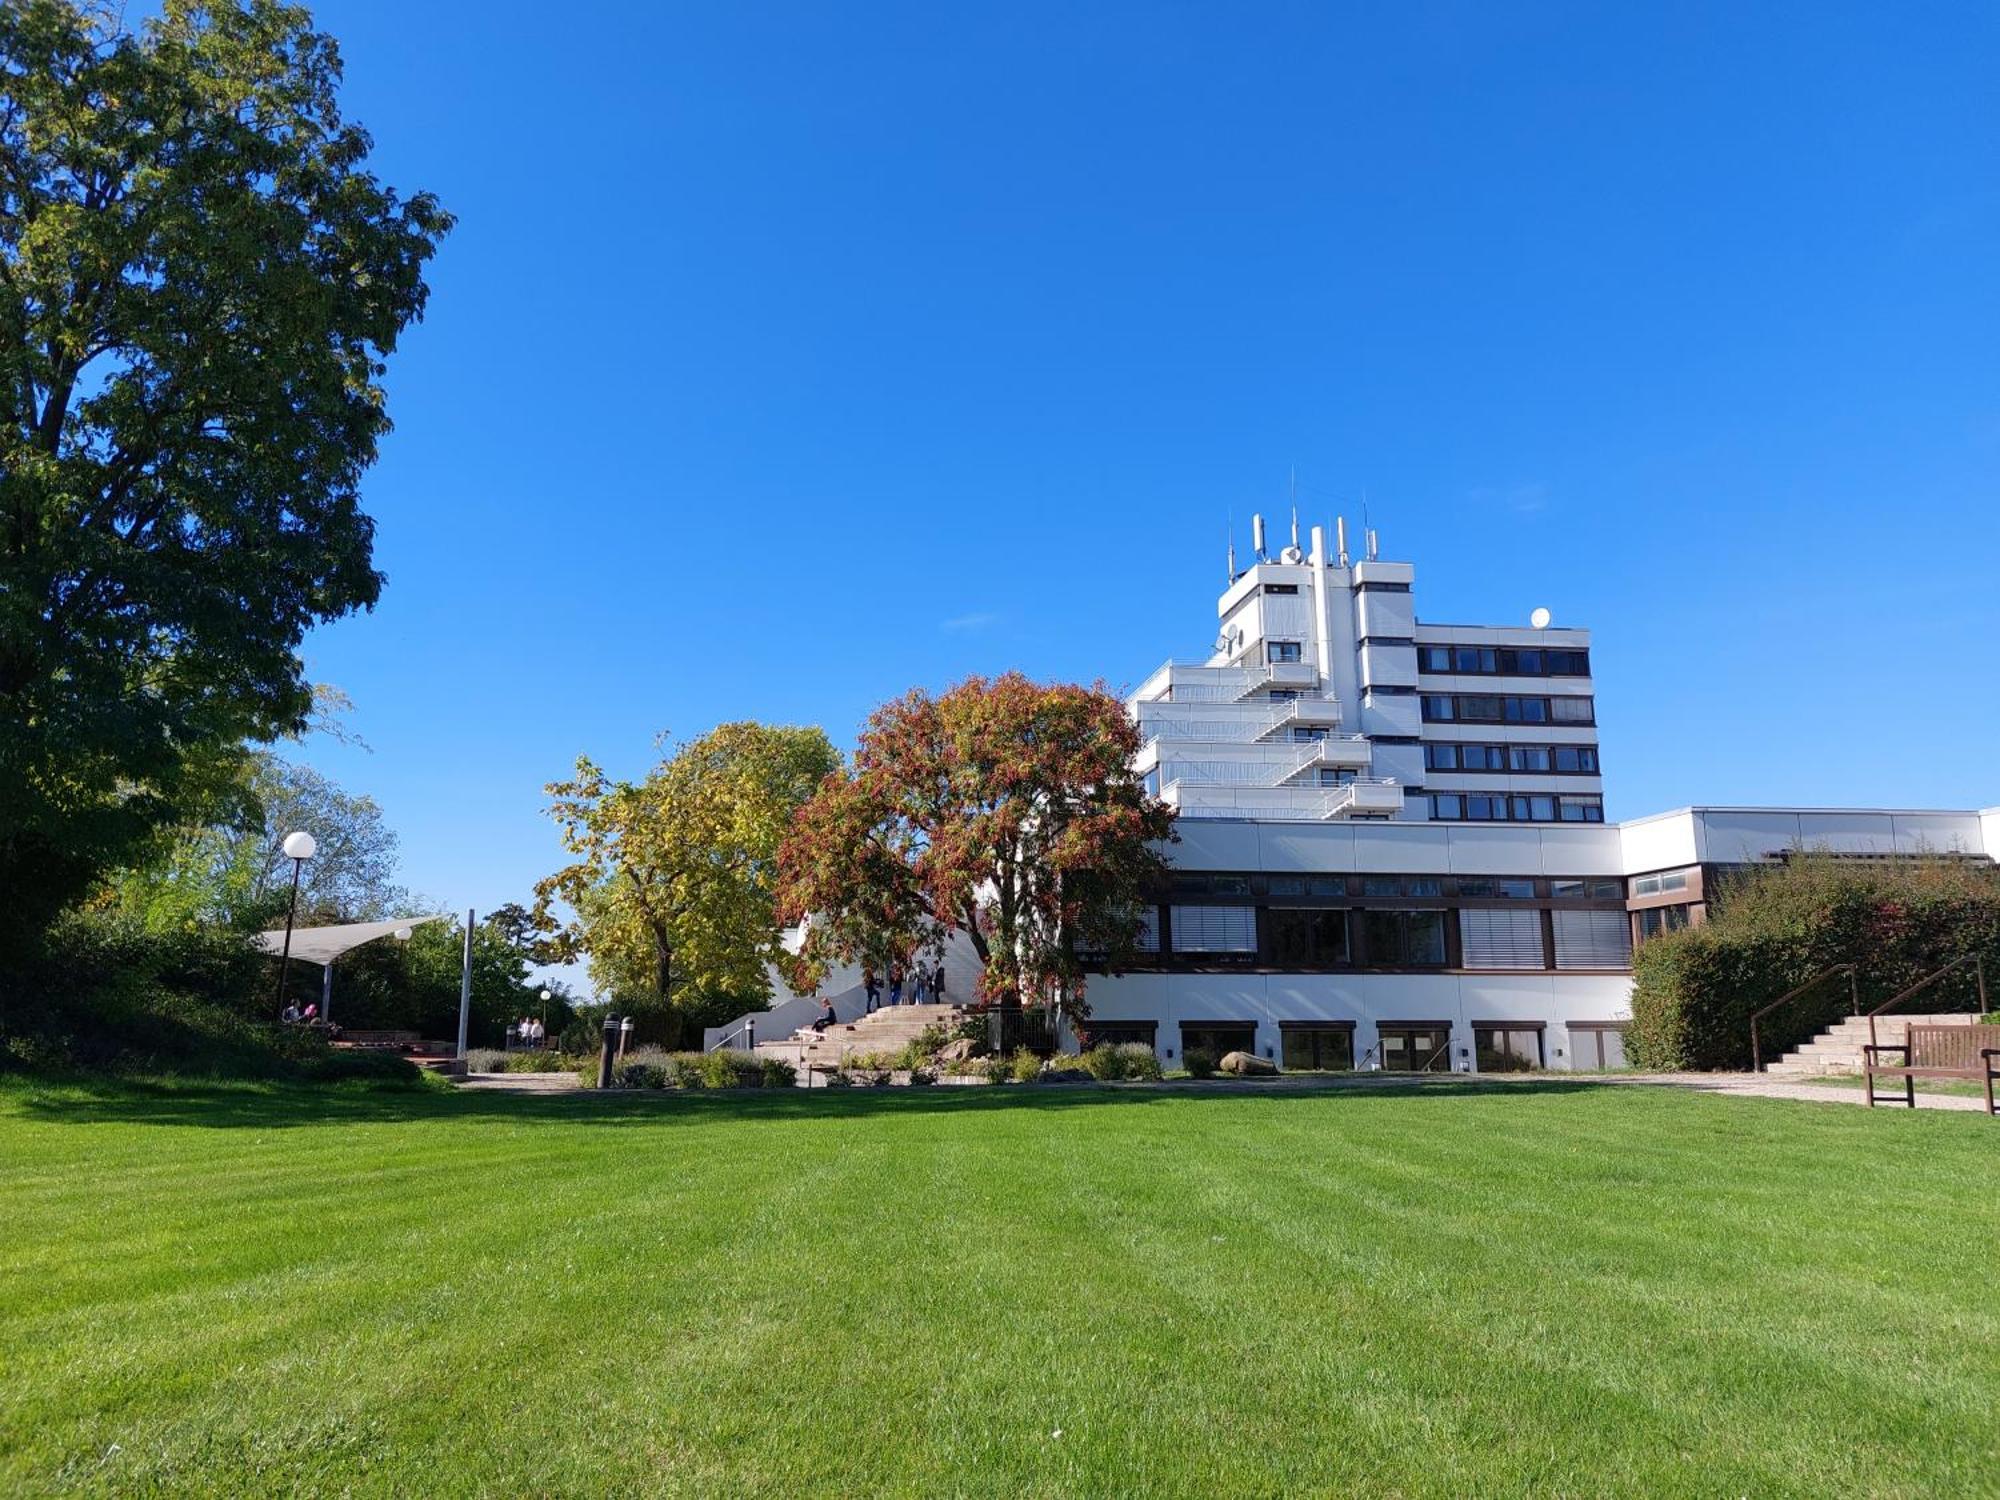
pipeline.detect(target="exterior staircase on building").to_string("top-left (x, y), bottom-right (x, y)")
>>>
top-left (756, 1003), bottom-right (967, 1072)
top-left (1763, 1013), bottom-right (1984, 1080)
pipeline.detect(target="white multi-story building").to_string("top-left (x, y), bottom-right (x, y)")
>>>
top-left (730, 515), bottom-right (1999, 1073)
top-left (1130, 513), bottom-right (1601, 827)
top-left (1071, 516), bottom-right (1995, 1072)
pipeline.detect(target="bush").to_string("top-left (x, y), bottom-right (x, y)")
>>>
top-left (1628, 855), bottom-right (2000, 1071)
top-left (1009, 1051), bottom-right (1043, 1083)
top-left (760, 1056), bottom-right (797, 1088)
top-left (504, 1051), bottom-right (575, 1074)
top-left (1182, 1048), bottom-right (1217, 1079)
top-left (613, 1061), bottom-right (668, 1089)
top-left (465, 1047), bottom-right (508, 1074)
top-left (1111, 1042), bottom-right (1162, 1081)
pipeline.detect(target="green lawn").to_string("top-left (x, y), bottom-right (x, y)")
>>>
top-left (2, 1077), bottom-right (1996, 1497)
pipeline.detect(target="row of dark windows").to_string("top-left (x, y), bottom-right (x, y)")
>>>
top-left (1425, 742), bottom-right (1599, 774)
top-left (1417, 645), bottom-right (1590, 677)
top-left (1108, 901), bottom-right (1635, 972)
top-left (1430, 793), bottom-right (1605, 823)
top-left (1166, 872), bottom-right (1625, 900)
top-left (1077, 1019), bottom-right (1631, 1072)
top-left (1422, 693), bottom-right (1596, 725)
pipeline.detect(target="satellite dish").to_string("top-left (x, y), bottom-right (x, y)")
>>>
top-left (1529, 607), bottom-right (1552, 630)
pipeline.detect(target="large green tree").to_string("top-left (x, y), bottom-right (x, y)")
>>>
top-left (534, 723), bottom-right (841, 1035)
top-left (777, 674), bottom-right (1176, 1019)
top-left (0, 0), bottom-right (449, 957)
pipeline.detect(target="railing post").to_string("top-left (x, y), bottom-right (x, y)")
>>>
top-left (746, 1018), bottom-right (756, 1051)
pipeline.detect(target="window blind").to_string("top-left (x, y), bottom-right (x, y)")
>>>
top-left (1460, 908), bottom-right (1546, 970)
top-left (1170, 905), bottom-right (1257, 953)
top-left (1553, 909), bottom-right (1633, 969)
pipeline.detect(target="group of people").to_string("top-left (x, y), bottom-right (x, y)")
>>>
top-left (513, 1016), bottom-right (548, 1048)
top-left (279, 1002), bottom-right (321, 1024)
top-left (861, 961), bottom-right (947, 1013)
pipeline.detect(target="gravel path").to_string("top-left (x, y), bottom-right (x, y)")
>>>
top-left (1611, 1072), bottom-right (1994, 1113)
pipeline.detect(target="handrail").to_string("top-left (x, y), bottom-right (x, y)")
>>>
top-left (707, 1018), bottom-right (757, 1053)
top-left (1748, 965), bottom-right (1857, 1073)
top-left (1865, 955), bottom-right (1988, 1052)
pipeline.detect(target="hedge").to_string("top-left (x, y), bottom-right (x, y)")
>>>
top-left (1627, 857), bottom-right (2000, 1071)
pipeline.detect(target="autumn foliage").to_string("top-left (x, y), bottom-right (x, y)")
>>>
top-left (777, 674), bottom-right (1175, 1018)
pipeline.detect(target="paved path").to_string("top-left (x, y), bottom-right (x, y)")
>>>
top-left (457, 1071), bottom-right (585, 1095)
top-left (1616, 1071), bottom-right (1994, 1114)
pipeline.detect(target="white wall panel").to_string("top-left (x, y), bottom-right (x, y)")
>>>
top-left (1617, 813), bottom-right (1701, 873)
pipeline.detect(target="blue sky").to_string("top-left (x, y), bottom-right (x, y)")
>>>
top-left (290, 1), bottom-right (1998, 983)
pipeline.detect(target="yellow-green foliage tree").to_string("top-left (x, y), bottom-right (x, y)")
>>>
top-left (533, 724), bottom-right (840, 1038)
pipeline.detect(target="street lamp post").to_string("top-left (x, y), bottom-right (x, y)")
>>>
top-left (539, 987), bottom-right (552, 1032)
top-left (272, 831), bottom-right (317, 1018)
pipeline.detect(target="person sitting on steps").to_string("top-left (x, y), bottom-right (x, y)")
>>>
top-left (809, 997), bottom-right (836, 1033)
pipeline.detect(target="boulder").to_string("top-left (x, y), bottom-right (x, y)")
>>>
top-left (1219, 1049), bottom-right (1277, 1077)
top-left (936, 1037), bottom-right (979, 1063)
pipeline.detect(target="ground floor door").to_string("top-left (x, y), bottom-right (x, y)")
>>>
top-left (1378, 1025), bottom-right (1452, 1072)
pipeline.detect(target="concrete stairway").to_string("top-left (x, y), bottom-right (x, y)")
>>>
top-left (1764, 1013), bottom-right (1983, 1079)
top-left (759, 1003), bottom-right (967, 1070)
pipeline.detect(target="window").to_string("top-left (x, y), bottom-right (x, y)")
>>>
top-left (1132, 907), bottom-right (1161, 952)
top-left (1281, 1024), bottom-right (1354, 1071)
top-left (1419, 646), bottom-right (1452, 672)
top-left (1458, 695), bottom-right (1506, 721)
top-left (1417, 646), bottom-right (1590, 678)
top-left (1510, 745), bottom-right (1551, 772)
top-left (1181, 1022), bottom-right (1256, 1059)
top-left (1455, 646), bottom-right (1497, 673)
top-left (1570, 1023), bottom-right (1629, 1069)
top-left (1552, 746), bottom-right (1598, 773)
top-left (1266, 908), bottom-right (1350, 967)
top-left (1169, 905), bottom-right (1257, 953)
top-left (1554, 909), bottom-right (1632, 969)
top-left (1421, 695), bottom-right (1455, 721)
top-left (1262, 583), bottom-right (1299, 595)
top-left (1267, 640), bottom-right (1303, 663)
top-left (1509, 649), bottom-right (1544, 674)
top-left (1079, 1021), bottom-right (1157, 1049)
top-left (1510, 794), bottom-right (1557, 822)
top-left (1634, 870), bottom-right (1690, 894)
top-left (1363, 910), bottom-right (1447, 966)
top-left (1268, 876), bottom-right (1306, 896)
top-left (1465, 794), bottom-right (1506, 821)
top-left (1378, 1025), bottom-right (1451, 1072)
top-left (1318, 767), bottom-right (1356, 787)
top-left (1291, 726), bottom-right (1328, 742)
top-left (1549, 696), bottom-right (1595, 723)
top-left (1474, 1024), bottom-right (1544, 1071)
top-left (1505, 697), bottom-right (1548, 723)
top-left (1268, 689), bottom-right (1298, 702)
top-left (1637, 904), bottom-right (1692, 940)
top-left (1546, 649), bottom-right (1590, 676)
top-left (1361, 876), bottom-right (1443, 897)
top-left (1551, 879), bottom-right (1623, 900)
top-left (1425, 744), bottom-right (1459, 771)
top-left (1457, 878), bottom-right (1536, 899)
top-left (1461, 745), bottom-right (1505, 771)
top-left (1558, 797), bottom-right (1604, 823)
top-left (1461, 908), bottom-right (1547, 969)
top-left (1142, 768), bottom-right (1161, 798)
top-left (1431, 794), bottom-right (1462, 820)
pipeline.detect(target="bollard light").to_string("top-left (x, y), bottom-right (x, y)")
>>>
top-left (272, 830), bottom-right (317, 1018)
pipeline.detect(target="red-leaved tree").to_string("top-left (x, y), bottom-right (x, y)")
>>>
top-left (777, 674), bottom-right (1176, 1020)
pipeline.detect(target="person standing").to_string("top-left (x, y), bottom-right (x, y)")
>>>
top-left (863, 969), bottom-right (881, 1014)
top-left (887, 966), bottom-right (903, 1008)
top-left (933, 961), bottom-right (947, 1003)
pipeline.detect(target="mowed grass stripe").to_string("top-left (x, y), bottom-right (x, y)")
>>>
top-left (0, 1079), bottom-right (1996, 1497)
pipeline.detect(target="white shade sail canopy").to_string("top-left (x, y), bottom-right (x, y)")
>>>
top-left (252, 914), bottom-right (449, 967)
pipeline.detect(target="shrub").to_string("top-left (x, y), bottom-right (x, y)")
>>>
top-left (1078, 1045), bottom-right (1124, 1081)
top-left (1009, 1051), bottom-right (1043, 1083)
top-left (1628, 855), bottom-right (2000, 1071)
top-left (761, 1056), bottom-right (797, 1088)
top-left (1111, 1042), bottom-right (1162, 1081)
top-left (1183, 1048), bottom-right (1217, 1079)
top-left (465, 1048), bottom-right (508, 1074)
top-left (504, 1051), bottom-right (575, 1074)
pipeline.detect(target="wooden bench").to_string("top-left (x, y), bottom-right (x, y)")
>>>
top-left (1862, 1023), bottom-right (2000, 1115)
top-left (338, 1029), bottom-right (422, 1051)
